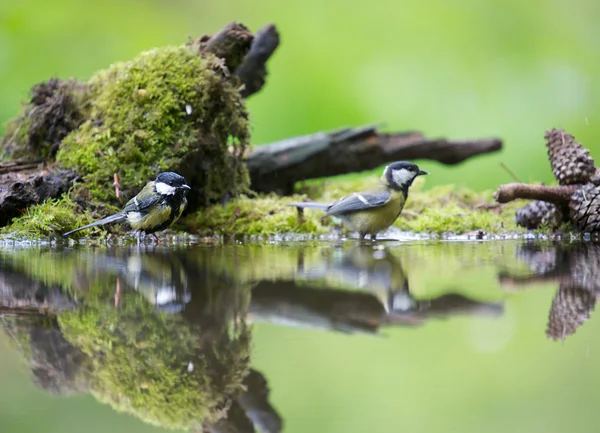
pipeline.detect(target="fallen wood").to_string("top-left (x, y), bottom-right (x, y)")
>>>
top-left (246, 124), bottom-right (503, 195)
top-left (0, 165), bottom-right (78, 226)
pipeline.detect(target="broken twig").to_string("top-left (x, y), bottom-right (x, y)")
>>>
top-left (494, 183), bottom-right (576, 206)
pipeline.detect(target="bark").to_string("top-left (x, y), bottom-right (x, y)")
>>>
top-left (246, 125), bottom-right (502, 194)
top-left (192, 22), bottom-right (280, 97)
top-left (236, 24), bottom-right (280, 98)
top-left (0, 163), bottom-right (79, 226)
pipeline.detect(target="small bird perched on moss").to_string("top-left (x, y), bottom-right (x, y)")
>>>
top-left (63, 172), bottom-right (190, 238)
top-left (290, 161), bottom-right (428, 240)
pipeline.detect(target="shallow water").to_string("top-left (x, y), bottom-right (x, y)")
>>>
top-left (1, 239), bottom-right (599, 433)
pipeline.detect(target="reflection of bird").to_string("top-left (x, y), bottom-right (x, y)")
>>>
top-left (63, 172), bottom-right (190, 237)
top-left (289, 161), bottom-right (428, 240)
top-left (69, 251), bottom-right (192, 313)
top-left (311, 246), bottom-right (417, 315)
top-left (122, 254), bottom-right (191, 313)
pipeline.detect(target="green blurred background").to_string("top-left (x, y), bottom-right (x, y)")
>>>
top-left (2, 1), bottom-right (600, 432)
top-left (1, 0), bottom-right (600, 189)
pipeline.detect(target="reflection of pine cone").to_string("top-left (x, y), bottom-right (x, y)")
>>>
top-left (569, 244), bottom-right (600, 292)
top-left (569, 184), bottom-right (600, 232)
top-left (515, 201), bottom-right (565, 230)
top-left (546, 129), bottom-right (596, 185)
top-left (515, 243), bottom-right (558, 275)
top-left (546, 285), bottom-right (596, 341)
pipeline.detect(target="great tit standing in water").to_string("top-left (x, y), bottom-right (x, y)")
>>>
top-left (290, 161), bottom-right (428, 240)
top-left (62, 172), bottom-right (190, 238)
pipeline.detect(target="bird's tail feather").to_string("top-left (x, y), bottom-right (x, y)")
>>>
top-left (62, 213), bottom-right (127, 237)
top-left (287, 202), bottom-right (329, 210)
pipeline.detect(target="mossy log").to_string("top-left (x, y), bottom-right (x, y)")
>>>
top-left (246, 125), bottom-right (503, 195)
top-left (0, 162), bottom-right (79, 227)
top-left (0, 22), bottom-right (279, 226)
top-left (0, 17), bottom-right (509, 235)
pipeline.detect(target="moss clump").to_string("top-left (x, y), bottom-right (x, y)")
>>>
top-left (1, 78), bottom-right (88, 161)
top-left (190, 177), bottom-right (525, 237)
top-left (57, 46), bottom-right (250, 208)
top-left (0, 195), bottom-right (92, 239)
top-left (58, 289), bottom-right (250, 430)
top-left (394, 185), bottom-right (524, 235)
top-left (190, 193), bottom-right (328, 236)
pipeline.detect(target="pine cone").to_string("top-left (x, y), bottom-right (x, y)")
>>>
top-left (569, 184), bottom-right (600, 232)
top-left (515, 200), bottom-right (565, 229)
top-left (546, 285), bottom-right (596, 341)
top-left (546, 128), bottom-right (596, 185)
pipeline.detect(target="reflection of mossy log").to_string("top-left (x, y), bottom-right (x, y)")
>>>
top-left (58, 290), bottom-right (251, 430)
top-left (0, 247), bottom-right (257, 431)
top-left (0, 22), bottom-right (279, 229)
top-left (0, 315), bottom-right (90, 395)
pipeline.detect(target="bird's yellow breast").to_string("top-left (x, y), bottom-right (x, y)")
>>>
top-left (344, 190), bottom-right (406, 235)
top-left (129, 205), bottom-right (172, 231)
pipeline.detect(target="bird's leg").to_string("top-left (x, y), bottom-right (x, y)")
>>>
top-left (370, 234), bottom-right (377, 242)
top-left (360, 232), bottom-right (368, 241)
top-left (151, 233), bottom-right (161, 244)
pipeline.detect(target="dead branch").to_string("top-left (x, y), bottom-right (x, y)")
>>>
top-left (494, 183), bottom-right (576, 206)
top-left (0, 160), bottom-right (43, 174)
top-left (236, 24), bottom-right (280, 97)
top-left (246, 124), bottom-right (503, 195)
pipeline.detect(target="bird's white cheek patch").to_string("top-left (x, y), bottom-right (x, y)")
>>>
top-left (155, 181), bottom-right (176, 195)
top-left (392, 169), bottom-right (416, 186)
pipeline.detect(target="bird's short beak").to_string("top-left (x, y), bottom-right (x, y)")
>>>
top-left (181, 184), bottom-right (191, 190)
top-left (417, 169), bottom-right (429, 176)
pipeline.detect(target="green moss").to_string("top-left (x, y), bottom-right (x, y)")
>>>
top-left (58, 287), bottom-right (250, 430)
top-left (190, 193), bottom-right (328, 236)
top-left (190, 177), bottom-right (525, 237)
top-left (0, 195), bottom-right (92, 239)
top-left (57, 46), bottom-right (250, 208)
top-left (393, 184), bottom-right (524, 235)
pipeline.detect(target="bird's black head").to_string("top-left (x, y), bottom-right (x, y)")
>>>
top-left (154, 172), bottom-right (191, 196)
top-left (383, 161), bottom-right (429, 191)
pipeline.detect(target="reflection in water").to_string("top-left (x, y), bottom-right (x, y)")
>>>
top-left (0, 248), bottom-right (256, 432)
top-left (499, 242), bottom-right (600, 342)
top-left (250, 246), bottom-right (503, 333)
top-left (0, 244), bottom-right (506, 432)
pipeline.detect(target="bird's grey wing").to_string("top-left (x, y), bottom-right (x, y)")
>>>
top-left (287, 202), bottom-right (330, 210)
top-left (121, 183), bottom-right (162, 213)
top-left (324, 191), bottom-right (391, 217)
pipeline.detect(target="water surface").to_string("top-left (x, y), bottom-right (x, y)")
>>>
top-left (1, 240), bottom-right (599, 433)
